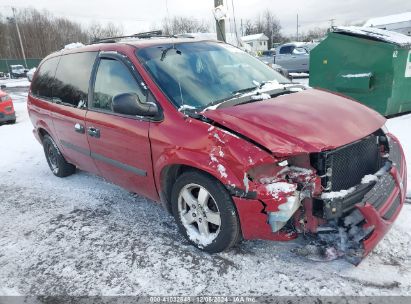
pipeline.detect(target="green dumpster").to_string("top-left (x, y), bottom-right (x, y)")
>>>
top-left (310, 26), bottom-right (411, 116)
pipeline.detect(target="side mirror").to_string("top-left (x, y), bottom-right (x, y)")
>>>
top-left (0, 85), bottom-right (6, 90)
top-left (112, 93), bottom-right (159, 117)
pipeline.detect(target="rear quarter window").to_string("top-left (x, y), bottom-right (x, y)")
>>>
top-left (53, 52), bottom-right (97, 108)
top-left (31, 56), bottom-right (60, 100)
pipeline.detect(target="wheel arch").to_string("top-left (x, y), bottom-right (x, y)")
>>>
top-left (159, 162), bottom-right (241, 214)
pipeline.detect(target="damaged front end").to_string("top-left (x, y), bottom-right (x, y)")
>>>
top-left (232, 128), bottom-right (406, 265)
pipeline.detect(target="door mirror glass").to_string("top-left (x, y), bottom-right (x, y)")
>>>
top-left (112, 93), bottom-right (158, 117)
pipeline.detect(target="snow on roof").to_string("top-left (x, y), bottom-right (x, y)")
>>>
top-left (241, 33), bottom-right (269, 42)
top-left (64, 42), bottom-right (85, 50)
top-left (364, 12), bottom-right (411, 27)
top-left (333, 26), bottom-right (411, 46)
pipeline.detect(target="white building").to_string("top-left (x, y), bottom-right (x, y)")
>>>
top-left (241, 33), bottom-right (269, 52)
top-left (364, 12), bottom-right (411, 36)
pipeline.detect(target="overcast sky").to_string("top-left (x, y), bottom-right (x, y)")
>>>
top-left (1, 0), bottom-right (410, 36)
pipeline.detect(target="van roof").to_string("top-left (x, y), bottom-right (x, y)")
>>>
top-left (45, 37), bottom-right (222, 60)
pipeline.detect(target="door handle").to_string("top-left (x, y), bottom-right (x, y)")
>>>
top-left (88, 127), bottom-right (100, 138)
top-left (74, 123), bottom-right (85, 134)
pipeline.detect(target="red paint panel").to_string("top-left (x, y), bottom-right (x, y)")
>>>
top-left (233, 197), bottom-right (298, 241)
top-left (203, 89), bottom-right (385, 156)
top-left (85, 111), bottom-right (158, 201)
top-left (51, 104), bottom-right (99, 175)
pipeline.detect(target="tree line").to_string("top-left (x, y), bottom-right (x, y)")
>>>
top-left (0, 7), bottom-right (328, 60)
top-left (0, 8), bottom-right (123, 60)
top-left (243, 9), bottom-right (328, 46)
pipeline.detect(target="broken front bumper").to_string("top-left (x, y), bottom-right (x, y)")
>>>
top-left (232, 134), bottom-right (407, 263)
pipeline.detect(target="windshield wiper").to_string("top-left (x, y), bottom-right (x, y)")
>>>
top-left (231, 86), bottom-right (258, 95)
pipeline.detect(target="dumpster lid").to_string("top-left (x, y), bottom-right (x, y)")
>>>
top-left (332, 26), bottom-right (411, 47)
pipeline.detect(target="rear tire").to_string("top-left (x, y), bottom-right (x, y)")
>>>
top-left (42, 135), bottom-right (75, 177)
top-left (171, 170), bottom-right (241, 253)
top-left (8, 119), bottom-right (16, 124)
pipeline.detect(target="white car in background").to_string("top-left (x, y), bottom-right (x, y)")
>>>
top-left (26, 68), bottom-right (37, 82)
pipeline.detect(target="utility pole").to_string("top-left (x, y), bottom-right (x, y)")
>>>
top-left (12, 7), bottom-right (27, 68)
top-left (214, 0), bottom-right (226, 42)
top-left (296, 14), bottom-right (299, 41)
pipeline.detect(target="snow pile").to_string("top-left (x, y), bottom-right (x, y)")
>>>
top-left (0, 78), bottom-right (30, 88)
top-left (321, 187), bottom-right (356, 200)
top-left (178, 104), bottom-right (196, 112)
top-left (361, 174), bottom-right (379, 184)
top-left (266, 182), bottom-right (297, 199)
top-left (64, 42), bottom-right (85, 50)
top-left (251, 93), bottom-right (270, 100)
top-left (333, 26), bottom-right (411, 46)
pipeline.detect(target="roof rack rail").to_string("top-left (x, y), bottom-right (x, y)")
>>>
top-left (92, 30), bottom-right (169, 44)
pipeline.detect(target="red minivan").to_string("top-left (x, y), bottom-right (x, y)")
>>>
top-left (28, 35), bottom-right (407, 264)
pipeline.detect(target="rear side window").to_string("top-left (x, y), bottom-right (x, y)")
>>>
top-left (31, 57), bottom-right (59, 100)
top-left (53, 52), bottom-right (97, 108)
top-left (92, 58), bottom-right (146, 111)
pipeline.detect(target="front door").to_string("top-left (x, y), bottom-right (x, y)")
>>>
top-left (85, 53), bottom-right (158, 200)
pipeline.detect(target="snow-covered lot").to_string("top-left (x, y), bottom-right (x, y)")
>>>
top-left (0, 82), bottom-right (410, 296)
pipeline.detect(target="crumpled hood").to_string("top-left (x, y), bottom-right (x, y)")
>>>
top-left (202, 89), bottom-right (385, 156)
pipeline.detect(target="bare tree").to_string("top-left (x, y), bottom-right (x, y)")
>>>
top-left (161, 16), bottom-right (210, 35)
top-left (88, 21), bottom-right (123, 42)
top-left (242, 10), bottom-right (284, 46)
top-left (0, 7), bottom-right (123, 60)
top-left (300, 27), bottom-right (328, 42)
top-left (243, 19), bottom-right (254, 36)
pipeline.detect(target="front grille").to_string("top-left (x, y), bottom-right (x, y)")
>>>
top-left (383, 195), bottom-right (401, 220)
top-left (390, 140), bottom-right (402, 172)
top-left (361, 172), bottom-right (396, 210)
top-left (311, 135), bottom-right (381, 191)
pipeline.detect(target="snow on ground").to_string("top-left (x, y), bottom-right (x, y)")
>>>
top-left (386, 114), bottom-right (411, 198)
top-left (293, 75), bottom-right (309, 86)
top-left (0, 78), bottom-right (31, 88)
top-left (0, 85), bottom-right (410, 296)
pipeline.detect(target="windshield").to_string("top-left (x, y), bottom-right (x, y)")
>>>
top-left (136, 42), bottom-right (290, 109)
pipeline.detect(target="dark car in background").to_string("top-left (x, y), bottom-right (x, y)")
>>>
top-left (9, 65), bottom-right (27, 79)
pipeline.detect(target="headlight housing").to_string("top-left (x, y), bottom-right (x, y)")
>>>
top-left (0, 95), bottom-right (10, 102)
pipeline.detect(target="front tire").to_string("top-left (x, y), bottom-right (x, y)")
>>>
top-left (42, 135), bottom-right (76, 177)
top-left (171, 170), bottom-right (241, 253)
